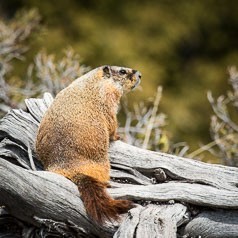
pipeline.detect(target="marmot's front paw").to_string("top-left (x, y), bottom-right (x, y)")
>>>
top-left (114, 134), bottom-right (121, 140)
top-left (110, 134), bottom-right (121, 141)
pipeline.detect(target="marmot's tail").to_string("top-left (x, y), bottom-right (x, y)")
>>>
top-left (76, 174), bottom-right (134, 224)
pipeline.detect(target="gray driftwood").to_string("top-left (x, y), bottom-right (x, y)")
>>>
top-left (0, 93), bottom-right (238, 238)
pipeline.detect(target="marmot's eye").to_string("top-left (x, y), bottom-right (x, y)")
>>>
top-left (119, 69), bottom-right (127, 75)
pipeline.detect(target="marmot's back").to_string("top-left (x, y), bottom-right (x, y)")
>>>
top-left (36, 84), bottom-right (109, 169)
top-left (36, 65), bottom-right (141, 224)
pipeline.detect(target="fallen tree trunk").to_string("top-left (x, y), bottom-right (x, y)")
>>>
top-left (0, 93), bottom-right (238, 237)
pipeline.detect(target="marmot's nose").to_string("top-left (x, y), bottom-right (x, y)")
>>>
top-left (132, 70), bottom-right (142, 80)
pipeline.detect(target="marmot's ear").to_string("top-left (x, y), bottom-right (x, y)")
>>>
top-left (103, 65), bottom-right (111, 78)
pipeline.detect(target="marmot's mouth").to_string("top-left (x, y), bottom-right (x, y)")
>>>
top-left (131, 78), bottom-right (141, 90)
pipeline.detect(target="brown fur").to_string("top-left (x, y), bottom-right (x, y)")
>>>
top-left (36, 65), bottom-right (141, 224)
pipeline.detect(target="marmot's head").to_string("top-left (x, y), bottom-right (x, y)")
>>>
top-left (101, 65), bottom-right (141, 93)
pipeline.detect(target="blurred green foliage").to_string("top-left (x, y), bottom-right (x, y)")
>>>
top-left (1, 0), bottom-right (238, 150)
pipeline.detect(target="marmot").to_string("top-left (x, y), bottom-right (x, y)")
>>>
top-left (36, 65), bottom-right (141, 224)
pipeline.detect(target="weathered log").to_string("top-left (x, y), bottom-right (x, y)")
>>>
top-left (184, 210), bottom-right (238, 238)
top-left (110, 182), bottom-right (238, 208)
top-left (0, 92), bottom-right (238, 237)
top-left (0, 158), bottom-right (113, 237)
top-left (109, 141), bottom-right (238, 191)
top-left (114, 204), bottom-right (187, 238)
